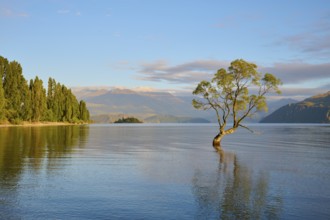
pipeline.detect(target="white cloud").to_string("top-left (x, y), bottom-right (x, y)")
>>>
top-left (137, 59), bottom-right (330, 85)
top-left (135, 59), bottom-right (330, 99)
top-left (260, 62), bottom-right (330, 84)
top-left (136, 59), bottom-right (229, 84)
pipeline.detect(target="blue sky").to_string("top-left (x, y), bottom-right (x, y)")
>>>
top-left (1, 0), bottom-right (330, 99)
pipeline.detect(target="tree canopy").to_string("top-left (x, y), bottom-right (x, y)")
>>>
top-left (114, 117), bottom-right (143, 123)
top-left (0, 55), bottom-right (90, 124)
top-left (192, 59), bottom-right (282, 148)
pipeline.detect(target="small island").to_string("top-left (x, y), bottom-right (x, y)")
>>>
top-left (114, 117), bottom-right (143, 123)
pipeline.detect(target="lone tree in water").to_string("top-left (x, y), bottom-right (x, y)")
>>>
top-left (192, 59), bottom-right (281, 149)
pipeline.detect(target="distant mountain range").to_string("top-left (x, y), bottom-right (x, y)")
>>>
top-left (261, 91), bottom-right (330, 123)
top-left (73, 88), bottom-right (214, 123)
top-left (72, 88), bottom-right (297, 123)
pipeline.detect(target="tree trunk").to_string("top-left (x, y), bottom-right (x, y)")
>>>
top-left (212, 128), bottom-right (236, 151)
top-left (213, 133), bottom-right (224, 151)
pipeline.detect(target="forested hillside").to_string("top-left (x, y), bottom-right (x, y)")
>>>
top-left (0, 56), bottom-right (89, 124)
top-left (260, 91), bottom-right (330, 123)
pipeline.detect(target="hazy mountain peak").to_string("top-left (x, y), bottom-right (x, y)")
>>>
top-left (72, 88), bottom-right (110, 100)
top-left (109, 88), bottom-right (137, 94)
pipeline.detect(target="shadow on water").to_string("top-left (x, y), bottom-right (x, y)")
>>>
top-left (0, 125), bottom-right (89, 219)
top-left (192, 149), bottom-right (283, 220)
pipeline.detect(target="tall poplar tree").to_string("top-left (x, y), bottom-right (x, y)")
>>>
top-left (0, 57), bottom-right (6, 120)
top-left (79, 100), bottom-right (89, 122)
top-left (0, 80), bottom-right (5, 120)
top-left (3, 61), bottom-right (25, 121)
top-left (21, 81), bottom-right (32, 121)
top-left (30, 76), bottom-right (47, 121)
top-left (54, 82), bottom-right (65, 121)
top-left (45, 77), bottom-right (56, 121)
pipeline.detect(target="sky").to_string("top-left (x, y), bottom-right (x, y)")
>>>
top-left (1, 0), bottom-right (330, 100)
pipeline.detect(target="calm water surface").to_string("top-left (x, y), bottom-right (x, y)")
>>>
top-left (0, 124), bottom-right (329, 219)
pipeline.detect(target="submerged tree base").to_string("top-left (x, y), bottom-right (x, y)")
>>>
top-left (213, 144), bottom-right (222, 152)
top-left (213, 134), bottom-right (223, 151)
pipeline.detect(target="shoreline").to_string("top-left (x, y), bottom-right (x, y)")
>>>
top-left (0, 122), bottom-right (89, 127)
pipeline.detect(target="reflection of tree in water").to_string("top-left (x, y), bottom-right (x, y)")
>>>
top-left (192, 149), bottom-right (282, 219)
top-left (0, 125), bottom-right (89, 219)
top-left (0, 125), bottom-right (89, 172)
top-left (0, 125), bottom-right (89, 176)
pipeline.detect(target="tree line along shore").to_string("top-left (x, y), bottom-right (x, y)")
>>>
top-left (0, 55), bottom-right (90, 125)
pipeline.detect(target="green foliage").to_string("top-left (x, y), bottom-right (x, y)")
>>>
top-left (21, 82), bottom-right (32, 121)
top-left (3, 60), bottom-right (25, 121)
top-left (43, 109), bottom-right (56, 122)
top-left (0, 85), bottom-right (5, 120)
top-left (30, 76), bottom-right (47, 122)
top-left (192, 59), bottom-right (282, 140)
top-left (79, 100), bottom-right (90, 122)
top-left (0, 55), bottom-right (90, 124)
top-left (10, 118), bottom-right (23, 125)
top-left (45, 78), bottom-right (90, 123)
top-left (0, 57), bottom-right (6, 120)
top-left (47, 78), bottom-right (55, 112)
top-left (114, 117), bottom-right (143, 123)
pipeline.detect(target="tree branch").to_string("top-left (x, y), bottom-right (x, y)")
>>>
top-left (206, 96), bottom-right (223, 127)
top-left (238, 124), bottom-right (254, 133)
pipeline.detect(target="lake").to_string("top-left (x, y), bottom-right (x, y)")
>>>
top-left (0, 124), bottom-right (329, 219)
